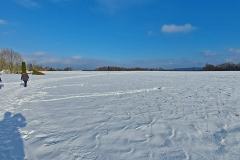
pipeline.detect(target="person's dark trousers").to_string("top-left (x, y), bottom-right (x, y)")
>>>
top-left (24, 81), bottom-right (27, 87)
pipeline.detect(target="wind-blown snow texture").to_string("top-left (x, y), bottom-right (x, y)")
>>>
top-left (1, 71), bottom-right (240, 160)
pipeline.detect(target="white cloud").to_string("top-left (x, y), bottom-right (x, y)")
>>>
top-left (71, 55), bottom-right (81, 60)
top-left (161, 24), bottom-right (196, 33)
top-left (50, 0), bottom-right (73, 3)
top-left (16, 0), bottom-right (39, 8)
top-left (147, 30), bottom-right (154, 36)
top-left (201, 50), bottom-right (217, 57)
top-left (32, 51), bottom-right (47, 57)
top-left (128, 58), bottom-right (204, 69)
top-left (15, 0), bottom-right (154, 12)
top-left (0, 19), bottom-right (7, 25)
top-left (224, 48), bottom-right (240, 63)
top-left (199, 48), bottom-right (240, 64)
top-left (95, 0), bottom-right (154, 13)
top-left (15, 0), bottom-right (74, 8)
top-left (24, 52), bottom-right (114, 69)
top-left (228, 48), bottom-right (240, 54)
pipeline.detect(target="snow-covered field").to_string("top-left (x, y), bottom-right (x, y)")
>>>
top-left (1, 71), bottom-right (240, 160)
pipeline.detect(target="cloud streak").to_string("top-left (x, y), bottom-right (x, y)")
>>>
top-left (201, 50), bottom-right (217, 58)
top-left (24, 48), bottom-right (240, 69)
top-left (24, 51), bottom-right (115, 70)
top-left (95, 0), bottom-right (154, 13)
top-left (161, 24), bottom-right (196, 33)
top-left (15, 0), bottom-right (39, 8)
top-left (0, 19), bottom-right (7, 25)
top-left (14, 0), bottom-right (155, 13)
top-left (228, 48), bottom-right (240, 54)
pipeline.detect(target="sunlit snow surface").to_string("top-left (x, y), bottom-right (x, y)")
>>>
top-left (1, 71), bottom-right (240, 160)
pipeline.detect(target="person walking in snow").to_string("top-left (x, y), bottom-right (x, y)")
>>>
top-left (21, 73), bottom-right (29, 87)
top-left (0, 71), bottom-right (4, 89)
top-left (0, 77), bottom-right (3, 89)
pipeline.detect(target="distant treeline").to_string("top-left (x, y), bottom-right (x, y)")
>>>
top-left (96, 66), bottom-right (202, 71)
top-left (96, 66), bottom-right (164, 71)
top-left (28, 64), bottom-right (73, 72)
top-left (203, 63), bottom-right (240, 71)
top-left (97, 63), bottom-right (240, 72)
top-left (44, 67), bottom-right (73, 71)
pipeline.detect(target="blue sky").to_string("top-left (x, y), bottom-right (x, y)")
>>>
top-left (0, 0), bottom-right (240, 69)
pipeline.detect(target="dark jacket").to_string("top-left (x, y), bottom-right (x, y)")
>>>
top-left (21, 73), bottom-right (29, 82)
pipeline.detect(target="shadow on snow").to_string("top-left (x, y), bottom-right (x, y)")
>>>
top-left (0, 112), bottom-right (27, 160)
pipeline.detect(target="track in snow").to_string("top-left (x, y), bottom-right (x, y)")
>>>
top-left (1, 71), bottom-right (240, 160)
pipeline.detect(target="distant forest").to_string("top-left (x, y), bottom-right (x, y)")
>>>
top-left (95, 66), bottom-right (164, 71)
top-left (203, 63), bottom-right (240, 71)
top-left (96, 63), bottom-right (240, 71)
top-left (95, 66), bottom-right (198, 71)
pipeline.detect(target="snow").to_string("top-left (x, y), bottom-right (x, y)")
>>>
top-left (1, 71), bottom-right (240, 160)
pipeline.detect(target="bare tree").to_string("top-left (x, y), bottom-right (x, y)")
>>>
top-left (0, 48), bottom-right (23, 73)
top-left (0, 52), bottom-right (6, 71)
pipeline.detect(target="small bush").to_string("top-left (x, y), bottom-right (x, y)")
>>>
top-left (32, 69), bottom-right (45, 75)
